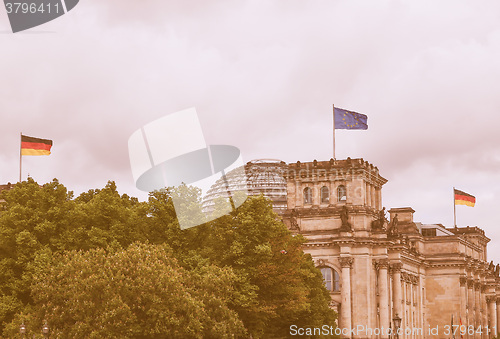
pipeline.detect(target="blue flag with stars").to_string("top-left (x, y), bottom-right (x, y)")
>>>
top-left (334, 107), bottom-right (368, 130)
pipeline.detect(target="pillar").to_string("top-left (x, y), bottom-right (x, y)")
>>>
top-left (468, 279), bottom-right (475, 332)
top-left (487, 297), bottom-right (497, 338)
top-left (476, 282), bottom-right (481, 338)
top-left (340, 256), bottom-right (354, 337)
top-left (371, 184), bottom-right (376, 209)
top-left (392, 262), bottom-right (403, 321)
top-left (366, 183), bottom-right (371, 207)
top-left (377, 259), bottom-right (390, 338)
top-left (496, 298), bottom-right (500, 337)
top-left (460, 277), bottom-right (468, 330)
top-left (481, 286), bottom-right (487, 339)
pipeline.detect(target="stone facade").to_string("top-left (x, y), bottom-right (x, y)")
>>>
top-left (282, 158), bottom-right (500, 339)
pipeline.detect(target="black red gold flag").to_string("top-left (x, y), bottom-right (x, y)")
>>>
top-left (21, 135), bottom-right (53, 156)
top-left (454, 189), bottom-right (475, 207)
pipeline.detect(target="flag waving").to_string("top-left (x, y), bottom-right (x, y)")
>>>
top-left (454, 189), bottom-right (475, 207)
top-left (21, 135), bottom-right (53, 156)
top-left (334, 107), bottom-right (368, 130)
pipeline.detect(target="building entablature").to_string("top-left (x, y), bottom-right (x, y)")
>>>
top-left (285, 158), bottom-right (387, 187)
top-left (285, 204), bottom-right (378, 217)
top-left (303, 236), bottom-right (395, 249)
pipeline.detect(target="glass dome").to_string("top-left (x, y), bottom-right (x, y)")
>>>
top-left (202, 159), bottom-right (288, 214)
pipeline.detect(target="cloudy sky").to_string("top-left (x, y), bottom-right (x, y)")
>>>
top-left (1, 1), bottom-right (500, 259)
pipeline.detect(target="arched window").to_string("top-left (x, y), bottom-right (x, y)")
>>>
top-left (320, 267), bottom-right (340, 292)
top-left (321, 186), bottom-right (329, 204)
top-left (337, 185), bottom-right (347, 202)
top-left (303, 187), bottom-right (312, 204)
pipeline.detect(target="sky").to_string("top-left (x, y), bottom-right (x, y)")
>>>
top-left (1, 1), bottom-right (500, 260)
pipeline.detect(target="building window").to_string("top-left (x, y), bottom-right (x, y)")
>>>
top-left (304, 187), bottom-right (312, 204)
top-left (337, 185), bottom-right (347, 202)
top-left (321, 267), bottom-right (340, 292)
top-left (321, 186), bottom-right (329, 204)
top-left (422, 228), bottom-right (436, 237)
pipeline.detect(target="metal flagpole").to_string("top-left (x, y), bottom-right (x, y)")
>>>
top-left (19, 132), bottom-right (22, 182)
top-left (453, 187), bottom-right (457, 227)
top-left (333, 104), bottom-right (336, 160)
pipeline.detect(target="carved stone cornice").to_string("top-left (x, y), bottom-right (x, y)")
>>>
top-left (460, 276), bottom-right (467, 287)
top-left (339, 256), bottom-right (353, 268)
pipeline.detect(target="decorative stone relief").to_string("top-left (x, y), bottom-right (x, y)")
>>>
top-left (339, 257), bottom-right (354, 268)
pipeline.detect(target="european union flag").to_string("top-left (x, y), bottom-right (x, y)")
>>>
top-left (334, 107), bottom-right (368, 130)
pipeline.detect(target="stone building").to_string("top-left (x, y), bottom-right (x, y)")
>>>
top-left (281, 158), bottom-right (500, 339)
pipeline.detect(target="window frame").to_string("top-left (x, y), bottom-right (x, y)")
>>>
top-left (303, 187), bottom-right (312, 204)
top-left (337, 185), bottom-right (347, 202)
top-left (320, 267), bottom-right (340, 292)
top-left (320, 186), bottom-right (329, 204)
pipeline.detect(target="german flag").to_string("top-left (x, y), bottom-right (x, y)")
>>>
top-left (21, 135), bottom-right (53, 156)
top-left (454, 189), bottom-right (475, 207)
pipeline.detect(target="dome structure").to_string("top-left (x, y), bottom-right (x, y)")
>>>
top-left (202, 159), bottom-right (288, 214)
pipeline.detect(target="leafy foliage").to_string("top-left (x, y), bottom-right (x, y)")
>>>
top-left (4, 243), bottom-right (245, 338)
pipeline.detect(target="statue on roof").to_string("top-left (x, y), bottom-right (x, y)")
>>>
top-left (289, 209), bottom-right (299, 230)
top-left (387, 213), bottom-right (399, 236)
top-left (372, 207), bottom-right (388, 231)
top-left (340, 205), bottom-right (352, 231)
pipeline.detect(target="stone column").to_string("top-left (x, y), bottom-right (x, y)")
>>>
top-left (496, 297), bottom-right (500, 337)
top-left (468, 279), bottom-right (475, 332)
top-left (460, 277), bottom-right (468, 331)
top-left (371, 184), bottom-right (376, 209)
top-left (340, 256), bottom-right (354, 338)
top-left (476, 282), bottom-right (482, 337)
top-left (365, 183), bottom-right (371, 206)
top-left (487, 297), bottom-right (497, 338)
top-left (481, 286), bottom-right (487, 339)
top-left (377, 259), bottom-right (390, 338)
top-left (392, 262), bottom-right (403, 323)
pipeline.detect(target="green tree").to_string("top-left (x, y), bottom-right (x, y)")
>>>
top-left (0, 178), bottom-right (75, 332)
top-left (0, 179), bottom-right (146, 333)
top-left (4, 243), bottom-right (246, 338)
top-left (184, 195), bottom-right (337, 338)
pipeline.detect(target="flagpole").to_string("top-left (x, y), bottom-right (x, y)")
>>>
top-left (333, 104), bottom-right (336, 160)
top-left (19, 132), bottom-right (22, 182)
top-left (453, 187), bottom-right (456, 227)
